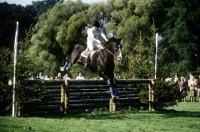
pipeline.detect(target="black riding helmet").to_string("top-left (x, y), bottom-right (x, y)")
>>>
top-left (93, 20), bottom-right (100, 28)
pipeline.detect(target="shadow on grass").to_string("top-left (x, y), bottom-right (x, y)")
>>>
top-left (23, 109), bottom-right (200, 120)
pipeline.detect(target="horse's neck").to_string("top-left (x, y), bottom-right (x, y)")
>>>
top-left (102, 43), bottom-right (114, 59)
top-left (105, 43), bottom-right (114, 53)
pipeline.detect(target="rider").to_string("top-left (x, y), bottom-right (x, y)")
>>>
top-left (60, 20), bottom-right (108, 71)
top-left (83, 20), bottom-right (108, 68)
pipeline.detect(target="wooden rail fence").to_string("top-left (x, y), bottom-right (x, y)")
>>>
top-left (60, 79), bottom-right (153, 114)
top-left (19, 79), bottom-right (153, 116)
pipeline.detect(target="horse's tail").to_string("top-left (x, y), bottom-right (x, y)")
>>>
top-left (65, 55), bottom-right (69, 62)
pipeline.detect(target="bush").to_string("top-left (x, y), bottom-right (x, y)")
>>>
top-left (138, 80), bottom-right (182, 111)
top-left (151, 80), bottom-right (182, 110)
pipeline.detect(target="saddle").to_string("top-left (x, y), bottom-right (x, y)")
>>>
top-left (81, 45), bottom-right (104, 60)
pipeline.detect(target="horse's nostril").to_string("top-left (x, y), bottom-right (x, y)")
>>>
top-left (118, 57), bottom-right (122, 60)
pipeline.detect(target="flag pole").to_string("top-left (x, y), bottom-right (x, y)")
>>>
top-left (12, 21), bottom-right (19, 117)
top-left (155, 33), bottom-right (158, 79)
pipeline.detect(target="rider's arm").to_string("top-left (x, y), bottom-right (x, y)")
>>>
top-left (87, 28), bottom-right (101, 43)
top-left (99, 29), bottom-right (108, 41)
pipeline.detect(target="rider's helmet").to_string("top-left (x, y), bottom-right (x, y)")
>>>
top-left (93, 20), bottom-right (100, 28)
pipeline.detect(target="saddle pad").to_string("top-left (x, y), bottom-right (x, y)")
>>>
top-left (81, 51), bottom-right (90, 58)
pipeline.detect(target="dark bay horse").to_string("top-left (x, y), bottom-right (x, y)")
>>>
top-left (64, 37), bottom-right (122, 97)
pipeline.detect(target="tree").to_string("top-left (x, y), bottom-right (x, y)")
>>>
top-left (151, 0), bottom-right (200, 76)
top-left (0, 47), bottom-right (13, 115)
top-left (28, 1), bottom-right (90, 76)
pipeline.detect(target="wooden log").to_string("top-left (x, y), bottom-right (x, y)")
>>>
top-left (60, 84), bottom-right (65, 112)
top-left (148, 83), bottom-right (154, 111)
top-left (109, 97), bottom-right (117, 112)
top-left (64, 80), bottom-right (69, 114)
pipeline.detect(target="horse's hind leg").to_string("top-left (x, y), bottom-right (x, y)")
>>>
top-left (66, 63), bottom-right (73, 71)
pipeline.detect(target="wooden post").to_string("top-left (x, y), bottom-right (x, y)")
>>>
top-left (60, 84), bottom-right (65, 112)
top-left (15, 104), bottom-right (21, 117)
top-left (148, 83), bottom-right (154, 111)
top-left (109, 97), bottom-right (117, 112)
top-left (60, 80), bottom-right (69, 114)
top-left (64, 80), bottom-right (69, 114)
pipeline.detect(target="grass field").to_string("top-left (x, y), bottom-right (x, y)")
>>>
top-left (0, 102), bottom-right (200, 132)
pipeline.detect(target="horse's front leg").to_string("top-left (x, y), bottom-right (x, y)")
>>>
top-left (99, 73), bottom-right (118, 98)
top-left (109, 77), bottom-right (118, 98)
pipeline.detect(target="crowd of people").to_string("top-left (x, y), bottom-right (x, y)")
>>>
top-left (29, 72), bottom-right (86, 81)
top-left (167, 73), bottom-right (200, 102)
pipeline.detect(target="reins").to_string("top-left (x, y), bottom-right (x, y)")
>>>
top-left (100, 44), bottom-right (116, 57)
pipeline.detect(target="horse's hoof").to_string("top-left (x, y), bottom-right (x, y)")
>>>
top-left (59, 67), bottom-right (64, 71)
top-left (66, 67), bottom-right (70, 71)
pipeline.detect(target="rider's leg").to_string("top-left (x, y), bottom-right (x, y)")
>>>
top-left (84, 53), bottom-right (91, 68)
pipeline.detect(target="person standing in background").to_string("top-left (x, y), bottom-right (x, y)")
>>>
top-left (188, 75), bottom-right (196, 102)
top-left (76, 72), bottom-right (85, 80)
top-left (196, 75), bottom-right (200, 102)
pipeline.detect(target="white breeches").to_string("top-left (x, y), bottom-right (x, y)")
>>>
top-left (87, 41), bottom-right (101, 51)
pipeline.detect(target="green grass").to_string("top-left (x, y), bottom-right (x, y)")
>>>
top-left (0, 102), bottom-right (200, 132)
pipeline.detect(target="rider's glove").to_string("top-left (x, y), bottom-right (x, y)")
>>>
top-left (96, 40), bottom-right (101, 44)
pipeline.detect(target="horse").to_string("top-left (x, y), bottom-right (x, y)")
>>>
top-left (63, 37), bottom-right (122, 97)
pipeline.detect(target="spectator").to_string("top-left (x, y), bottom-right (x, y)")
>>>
top-left (174, 74), bottom-right (179, 83)
top-left (57, 72), bottom-right (62, 79)
top-left (54, 76), bottom-right (59, 80)
top-left (39, 72), bottom-right (45, 80)
top-left (165, 76), bottom-right (172, 83)
top-left (196, 75), bottom-right (200, 102)
top-left (99, 77), bottom-right (103, 80)
top-left (50, 77), bottom-right (54, 80)
top-left (76, 72), bottom-right (85, 80)
top-left (29, 73), bottom-right (34, 80)
top-left (179, 77), bottom-right (187, 102)
top-left (44, 74), bottom-right (50, 80)
top-left (63, 73), bottom-right (71, 80)
top-left (188, 75), bottom-right (196, 102)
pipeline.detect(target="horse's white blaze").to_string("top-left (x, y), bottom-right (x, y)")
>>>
top-left (117, 45), bottom-right (122, 60)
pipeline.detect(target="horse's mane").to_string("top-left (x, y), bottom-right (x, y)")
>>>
top-left (103, 37), bottom-right (121, 47)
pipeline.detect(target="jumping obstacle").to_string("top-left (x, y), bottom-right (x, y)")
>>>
top-left (60, 79), bottom-right (153, 114)
top-left (18, 79), bottom-right (153, 116)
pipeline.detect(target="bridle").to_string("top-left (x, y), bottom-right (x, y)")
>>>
top-left (100, 43), bottom-right (121, 57)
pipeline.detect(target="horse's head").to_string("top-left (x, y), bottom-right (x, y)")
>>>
top-left (106, 37), bottom-right (122, 60)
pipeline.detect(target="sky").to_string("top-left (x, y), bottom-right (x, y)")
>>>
top-left (0, 0), bottom-right (106, 6)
